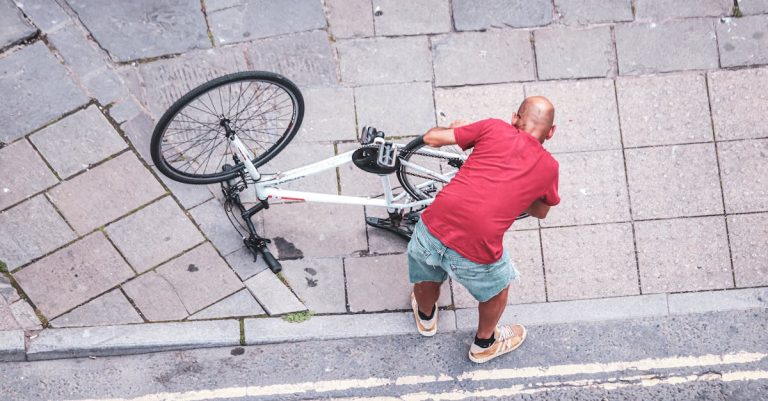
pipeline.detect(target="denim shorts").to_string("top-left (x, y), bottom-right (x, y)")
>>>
top-left (408, 219), bottom-right (518, 302)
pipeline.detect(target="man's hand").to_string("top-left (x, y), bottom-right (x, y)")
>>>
top-left (525, 198), bottom-right (551, 219)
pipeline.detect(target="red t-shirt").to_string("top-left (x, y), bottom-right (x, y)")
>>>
top-left (421, 119), bottom-right (560, 264)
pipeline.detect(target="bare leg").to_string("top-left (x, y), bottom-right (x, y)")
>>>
top-left (476, 286), bottom-right (510, 339)
top-left (413, 281), bottom-right (441, 315)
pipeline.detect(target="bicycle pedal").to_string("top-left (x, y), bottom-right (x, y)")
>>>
top-left (376, 142), bottom-right (397, 168)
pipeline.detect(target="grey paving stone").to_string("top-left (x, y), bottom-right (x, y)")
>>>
top-left (26, 320), bottom-right (240, 360)
top-left (0, 195), bottom-right (75, 271)
top-left (224, 246), bottom-right (269, 281)
top-left (344, 253), bottom-right (451, 312)
top-left (29, 106), bottom-right (127, 179)
top-left (279, 258), bottom-right (346, 313)
top-left (634, 0), bottom-right (732, 19)
top-left (152, 167), bottom-right (214, 209)
top-left (635, 216), bottom-right (733, 294)
top-left (190, 198), bottom-right (250, 256)
top-left (13, 0), bottom-right (70, 33)
top-left (616, 74), bottom-right (714, 147)
top-left (668, 288), bottom-right (768, 314)
top-left (337, 36), bottom-right (431, 85)
top-left (432, 31), bottom-right (535, 87)
top-left (48, 152), bottom-right (166, 235)
top-left (0, 42), bottom-right (88, 143)
top-left (189, 288), bottom-right (265, 320)
top-left (107, 98), bottom-right (143, 125)
top-left (524, 79), bottom-right (621, 153)
top-left (13, 232), bottom-right (134, 318)
top-left (66, 0), bottom-right (211, 62)
top-left (433, 83), bottom-right (524, 126)
top-left (0, 330), bottom-right (25, 362)
top-left (708, 67), bottom-right (768, 141)
top-left (0, 274), bottom-right (20, 304)
top-left (245, 311), bottom-right (457, 344)
top-left (46, 24), bottom-right (106, 78)
top-left (355, 82), bottom-right (436, 137)
top-left (534, 26), bottom-right (615, 80)
top-left (553, 0), bottom-right (633, 25)
top-left (541, 223), bottom-right (638, 301)
top-left (625, 143), bottom-right (724, 220)
top-left (106, 197), bottom-right (205, 273)
top-left (452, 0), bottom-right (554, 30)
top-left (452, 230), bottom-right (546, 308)
top-left (615, 20), bottom-right (719, 75)
top-left (740, 0), bottom-right (768, 14)
top-left (372, 0), bottom-right (451, 35)
top-left (80, 63), bottom-right (130, 106)
top-left (717, 16), bottom-right (768, 68)
top-left (0, 297), bottom-right (19, 331)
top-left (122, 271), bottom-right (188, 321)
top-left (326, 0), bottom-right (374, 39)
top-left (0, 0), bottom-right (36, 49)
top-left (244, 270), bottom-right (306, 315)
top-left (9, 299), bottom-right (41, 330)
top-left (0, 139), bottom-right (58, 211)
top-left (50, 289), bottom-right (143, 328)
top-left (540, 150), bottom-right (630, 227)
top-left (247, 31), bottom-right (337, 86)
top-left (208, 0), bottom-right (326, 45)
top-left (728, 213), bottom-right (768, 287)
top-left (718, 139), bottom-right (768, 214)
top-left (120, 112), bottom-right (156, 164)
top-left (296, 86), bottom-right (357, 142)
top-left (364, 207), bottom-right (409, 255)
top-left (455, 294), bottom-right (668, 329)
top-left (136, 47), bottom-right (248, 118)
top-left (262, 202), bottom-right (369, 258)
top-left (155, 243), bottom-right (243, 314)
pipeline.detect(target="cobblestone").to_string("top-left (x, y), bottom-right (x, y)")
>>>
top-left (0, 0), bottom-right (36, 50)
top-left (717, 16), bottom-right (768, 68)
top-left (11, 0), bottom-right (69, 33)
top-left (247, 31), bottom-right (337, 86)
top-left (554, 0), bottom-right (633, 25)
top-left (372, 0), bottom-right (451, 36)
top-left (325, 0), bottom-right (374, 39)
top-left (634, 0), bottom-right (732, 19)
top-left (208, 0), bottom-right (325, 45)
top-left (740, 0), bottom-right (768, 14)
top-left (337, 36), bottom-right (432, 85)
top-left (534, 26), bottom-right (615, 80)
top-left (297, 86), bottom-right (357, 142)
top-left (0, 139), bottom-right (58, 212)
top-left (434, 84), bottom-right (524, 125)
top-left (354, 82), bottom-right (436, 137)
top-left (452, 0), bottom-right (554, 30)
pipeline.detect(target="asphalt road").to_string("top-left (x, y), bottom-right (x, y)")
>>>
top-left (2, 309), bottom-right (767, 401)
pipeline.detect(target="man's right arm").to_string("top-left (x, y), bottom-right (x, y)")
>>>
top-left (525, 198), bottom-right (551, 219)
top-left (422, 127), bottom-right (457, 147)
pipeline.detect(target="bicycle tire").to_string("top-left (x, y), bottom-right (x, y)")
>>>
top-left (150, 71), bottom-right (304, 184)
top-left (396, 137), bottom-right (466, 201)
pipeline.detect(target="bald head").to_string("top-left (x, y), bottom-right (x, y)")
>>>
top-left (512, 96), bottom-right (556, 143)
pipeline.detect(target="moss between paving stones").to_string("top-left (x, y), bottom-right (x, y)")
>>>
top-left (282, 310), bottom-right (315, 323)
top-left (0, 259), bottom-right (7, 273)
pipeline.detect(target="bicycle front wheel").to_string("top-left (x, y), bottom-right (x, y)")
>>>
top-left (396, 138), bottom-right (467, 201)
top-left (150, 71), bottom-right (304, 184)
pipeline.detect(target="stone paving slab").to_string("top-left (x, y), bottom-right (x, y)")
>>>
top-left (451, 0), bottom-right (554, 30)
top-left (354, 82), bottom-right (436, 137)
top-left (740, 0), bottom-right (768, 14)
top-left (152, 167), bottom-right (214, 209)
top-left (13, 231), bottom-right (135, 319)
top-left (717, 15), bottom-right (768, 68)
top-left (26, 319), bottom-right (240, 360)
top-left (541, 150), bottom-right (630, 227)
top-left (17, 0), bottom-right (69, 33)
top-left (122, 271), bottom-right (188, 322)
top-left (325, 0), bottom-right (374, 39)
top-left (0, 330), bottom-right (25, 362)
top-left (50, 289), bottom-right (143, 328)
top-left (635, 216), bottom-right (733, 294)
top-left (65, 0), bottom-right (211, 62)
top-left (432, 31), bottom-right (535, 87)
top-left (119, 112), bottom-right (156, 165)
top-left (727, 212), bottom-right (768, 287)
top-left (0, 195), bottom-right (75, 271)
top-left (372, 0), bottom-right (451, 36)
top-left (524, 79), bottom-right (621, 154)
top-left (247, 31), bottom-right (337, 86)
top-left (553, 0), bottom-right (633, 25)
top-left (244, 270), bottom-right (306, 315)
top-left (541, 223), bottom-right (639, 301)
top-left (615, 19), bottom-right (719, 75)
top-left (188, 288), bottom-right (265, 320)
top-left (668, 288), bottom-right (768, 314)
top-left (0, 42), bottom-right (88, 143)
top-left (224, 246), bottom-right (269, 281)
top-left (0, 0), bottom-right (36, 50)
top-left (0, 297), bottom-right (18, 330)
top-left (9, 299), bottom-right (41, 330)
top-left (337, 36), bottom-right (432, 85)
top-left (534, 26), bottom-right (615, 80)
top-left (0, 274), bottom-right (20, 304)
top-left (190, 199), bottom-right (255, 256)
top-left (715, 139), bottom-right (768, 214)
top-left (616, 73), bottom-right (713, 148)
top-left (634, 0), bottom-right (732, 19)
top-left (106, 196), bottom-right (204, 273)
top-left (245, 311), bottom-right (457, 345)
top-left (625, 143), bottom-right (724, 220)
top-left (30, 106), bottom-right (127, 179)
top-left (279, 258), bottom-right (347, 314)
top-left (48, 151), bottom-right (166, 235)
top-left (708, 67), bottom-right (768, 141)
top-left (207, 0), bottom-right (326, 45)
top-left (0, 139), bottom-right (58, 211)
top-left (433, 83), bottom-right (524, 125)
top-left (296, 86), bottom-right (357, 142)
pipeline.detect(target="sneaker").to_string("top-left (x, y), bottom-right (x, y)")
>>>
top-left (468, 324), bottom-right (527, 363)
top-left (411, 292), bottom-right (438, 337)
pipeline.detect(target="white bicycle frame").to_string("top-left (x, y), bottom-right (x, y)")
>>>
top-left (230, 134), bottom-right (465, 211)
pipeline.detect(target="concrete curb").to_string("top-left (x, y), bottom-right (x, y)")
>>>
top-left (2, 287), bottom-right (766, 362)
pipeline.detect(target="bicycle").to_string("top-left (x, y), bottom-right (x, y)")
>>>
top-left (150, 71), bottom-right (524, 274)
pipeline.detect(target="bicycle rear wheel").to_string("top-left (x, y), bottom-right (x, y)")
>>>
top-left (150, 71), bottom-right (304, 184)
top-left (396, 138), bottom-right (467, 200)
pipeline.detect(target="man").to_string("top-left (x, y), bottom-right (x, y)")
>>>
top-left (408, 96), bottom-right (559, 363)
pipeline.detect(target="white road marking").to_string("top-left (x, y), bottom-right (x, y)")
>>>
top-left (66, 351), bottom-right (767, 401)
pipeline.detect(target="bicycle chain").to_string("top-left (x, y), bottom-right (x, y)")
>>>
top-left (357, 143), bottom-right (463, 183)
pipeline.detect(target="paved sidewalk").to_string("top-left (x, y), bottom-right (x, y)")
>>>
top-left (1, 0), bottom-right (767, 360)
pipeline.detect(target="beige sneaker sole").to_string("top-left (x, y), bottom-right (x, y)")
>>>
top-left (411, 293), bottom-right (438, 337)
top-left (468, 325), bottom-right (527, 363)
